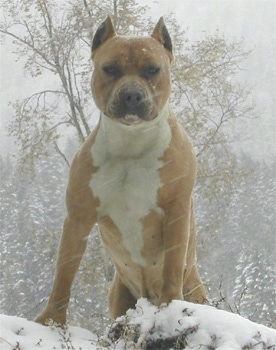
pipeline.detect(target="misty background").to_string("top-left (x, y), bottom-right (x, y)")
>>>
top-left (1, 0), bottom-right (275, 158)
top-left (0, 0), bottom-right (275, 332)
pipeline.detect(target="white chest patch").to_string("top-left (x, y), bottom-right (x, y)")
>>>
top-left (90, 107), bottom-right (172, 266)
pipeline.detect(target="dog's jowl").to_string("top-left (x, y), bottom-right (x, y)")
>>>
top-left (35, 16), bottom-right (206, 325)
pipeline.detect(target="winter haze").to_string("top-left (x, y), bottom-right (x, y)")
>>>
top-left (1, 0), bottom-right (275, 158)
top-left (0, 0), bottom-right (275, 341)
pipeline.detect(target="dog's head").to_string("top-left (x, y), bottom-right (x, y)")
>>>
top-left (91, 17), bottom-right (173, 126)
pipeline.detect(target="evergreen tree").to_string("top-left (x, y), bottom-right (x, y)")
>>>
top-left (1, 0), bottom-right (274, 331)
top-left (202, 156), bottom-right (276, 327)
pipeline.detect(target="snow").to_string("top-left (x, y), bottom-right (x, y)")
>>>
top-left (0, 314), bottom-right (98, 349)
top-left (1, 299), bottom-right (275, 349)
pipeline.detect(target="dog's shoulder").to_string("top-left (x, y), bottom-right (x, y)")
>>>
top-left (65, 128), bottom-right (100, 222)
top-left (70, 127), bottom-right (99, 171)
top-left (157, 112), bottom-right (197, 206)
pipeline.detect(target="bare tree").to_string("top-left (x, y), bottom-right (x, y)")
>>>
top-left (1, 0), bottom-right (254, 180)
top-left (0, 0), bottom-right (150, 170)
top-left (0, 1), bottom-right (262, 329)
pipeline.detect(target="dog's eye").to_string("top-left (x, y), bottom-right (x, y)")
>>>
top-left (103, 66), bottom-right (120, 76)
top-left (148, 67), bottom-right (160, 75)
top-left (142, 66), bottom-right (160, 79)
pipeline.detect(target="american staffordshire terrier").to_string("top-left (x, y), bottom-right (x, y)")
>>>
top-left (35, 16), bottom-right (206, 325)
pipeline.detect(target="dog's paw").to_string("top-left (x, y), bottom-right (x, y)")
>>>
top-left (34, 307), bottom-right (66, 327)
top-left (159, 302), bottom-right (169, 309)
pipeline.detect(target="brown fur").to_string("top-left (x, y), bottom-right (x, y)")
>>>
top-left (35, 17), bottom-right (206, 325)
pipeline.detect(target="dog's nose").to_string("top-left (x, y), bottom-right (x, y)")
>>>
top-left (122, 88), bottom-right (144, 107)
top-left (117, 86), bottom-right (148, 120)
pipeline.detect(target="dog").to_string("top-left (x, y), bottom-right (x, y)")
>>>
top-left (35, 16), bottom-right (206, 325)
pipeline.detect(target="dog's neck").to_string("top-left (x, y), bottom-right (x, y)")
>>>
top-left (95, 104), bottom-right (172, 160)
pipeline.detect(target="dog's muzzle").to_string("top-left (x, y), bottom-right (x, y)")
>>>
top-left (114, 86), bottom-right (150, 125)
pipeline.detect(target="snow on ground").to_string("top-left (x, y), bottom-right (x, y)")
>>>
top-left (1, 299), bottom-right (275, 349)
top-left (0, 314), bottom-right (98, 349)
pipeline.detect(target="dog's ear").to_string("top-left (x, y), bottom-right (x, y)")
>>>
top-left (92, 16), bottom-right (116, 57)
top-left (151, 17), bottom-right (173, 57)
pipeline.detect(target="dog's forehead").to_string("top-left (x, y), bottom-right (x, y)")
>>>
top-left (95, 36), bottom-right (170, 67)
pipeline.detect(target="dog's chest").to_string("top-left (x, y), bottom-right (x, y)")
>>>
top-left (90, 117), bottom-right (172, 266)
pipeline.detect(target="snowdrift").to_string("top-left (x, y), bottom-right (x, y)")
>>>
top-left (1, 299), bottom-right (275, 349)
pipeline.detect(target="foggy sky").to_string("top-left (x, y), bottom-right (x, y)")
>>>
top-left (0, 0), bottom-right (275, 159)
top-left (144, 0), bottom-right (276, 160)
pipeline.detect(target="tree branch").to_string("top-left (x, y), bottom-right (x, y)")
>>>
top-left (54, 141), bottom-right (70, 168)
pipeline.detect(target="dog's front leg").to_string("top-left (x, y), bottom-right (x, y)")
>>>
top-left (158, 200), bottom-right (192, 306)
top-left (34, 215), bottom-right (94, 325)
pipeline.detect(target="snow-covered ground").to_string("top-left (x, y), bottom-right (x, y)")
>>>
top-left (1, 299), bottom-right (275, 349)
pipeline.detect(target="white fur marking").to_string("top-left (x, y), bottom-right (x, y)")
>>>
top-left (90, 105), bottom-right (172, 266)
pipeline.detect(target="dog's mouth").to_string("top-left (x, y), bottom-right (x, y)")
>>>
top-left (121, 114), bottom-right (143, 126)
top-left (108, 86), bottom-right (154, 125)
